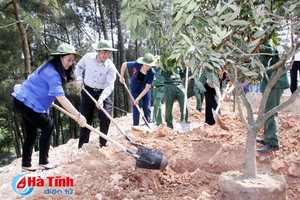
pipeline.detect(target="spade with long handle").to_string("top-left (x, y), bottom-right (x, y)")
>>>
top-left (115, 69), bottom-right (158, 132)
top-left (52, 103), bottom-right (168, 170)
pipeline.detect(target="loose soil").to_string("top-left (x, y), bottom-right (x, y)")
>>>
top-left (0, 96), bottom-right (299, 199)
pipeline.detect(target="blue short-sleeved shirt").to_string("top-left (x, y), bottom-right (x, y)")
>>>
top-left (12, 63), bottom-right (65, 114)
top-left (127, 61), bottom-right (155, 89)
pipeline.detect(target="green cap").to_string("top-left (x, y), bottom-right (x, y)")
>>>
top-left (49, 44), bottom-right (82, 58)
top-left (92, 40), bottom-right (118, 51)
top-left (137, 53), bottom-right (158, 66)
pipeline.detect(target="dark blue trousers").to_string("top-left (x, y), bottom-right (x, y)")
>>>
top-left (130, 83), bottom-right (151, 126)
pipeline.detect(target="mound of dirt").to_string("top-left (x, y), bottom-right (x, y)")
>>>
top-left (0, 96), bottom-right (299, 199)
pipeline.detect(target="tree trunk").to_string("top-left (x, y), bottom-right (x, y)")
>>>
top-left (98, 0), bottom-right (108, 40)
top-left (59, 114), bottom-right (64, 144)
top-left (70, 118), bottom-right (75, 139)
top-left (135, 40), bottom-right (138, 59)
top-left (12, 0), bottom-right (31, 78)
top-left (93, 0), bottom-right (101, 40)
top-left (244, 127), bottom-right (258, 177)
top-left (52, 108), bottom-right (60, 147)
top-left (116, 0), bottom-right (132, 112)
top-left (11, 114), bottom-right (22, 158)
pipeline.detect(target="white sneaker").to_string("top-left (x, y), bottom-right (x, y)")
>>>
top-left (22, 166), bottom-right (37, 172)
top-left (38, 164), bottom-right (57, 170)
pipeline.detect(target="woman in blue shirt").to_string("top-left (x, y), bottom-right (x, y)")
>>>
top-left (119, 53), bottom-right (157, 126)
top-left (12, 44), bottom-right (86, 171)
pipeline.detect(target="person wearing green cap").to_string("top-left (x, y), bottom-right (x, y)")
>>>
top-left (256, 42), bottom-right (289, 153)
top-left (119, 53), bottom-right (157, 126)
top-left (12, 43), bottom-right (86, 171)
top-left (75, 40), bottom-right (117, 149)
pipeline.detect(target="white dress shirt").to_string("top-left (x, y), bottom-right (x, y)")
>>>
top-left (75, 52), bottom-right (116, 101)
top-left (295, 51), bottom-right (300, 61)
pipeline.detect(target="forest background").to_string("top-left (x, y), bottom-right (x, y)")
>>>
top-left (0, 0), bottom-right (299, 168)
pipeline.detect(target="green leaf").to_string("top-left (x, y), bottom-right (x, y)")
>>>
top-left (187, 1), bottom-right (197, 12)
top-left (212, 34), bottom-right (222, 46)
top-left (175, 8), bottom-right (183, 22)
top-left (243, 71), bottom-right (258, 77)
top-left (252, 30), bottom-right (265, 38)
top-left (241, 67), bottom-right (258, 77)
top-left (147, 0), bottom-right (153, 10)
top-left (121, 0), bottom-right (128, 7)
top-left (180, 0), bottom-right (189, 7)
top-left (185, 13), bottom-right (194, 25)
top-left (174, 18), bottom-right (185, 33)
top-left (265, 0), bottom-right (271, 10)
top-left (204, 62), bottom-right (214, 70)
top-left (229, 20), bottom-right (250, 26)
top-left (220, 6), bottom-right (241, 22)
top-left (195, 79), bottom-right (206, 92)
top-left (215, 26), bottom-right (224, 37)
top-left (218, 4), bottom-right (228, 16)
top-left (188, 45), bottom-right (195, 53)
top-left (181, 33), bottom-right (193, 46)
top-left (249, 38), bottom-right (260, 47)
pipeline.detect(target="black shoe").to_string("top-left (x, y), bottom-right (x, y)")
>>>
top-left (257, 143), bottom-right (279, 153)
top-left (100, 144), bottom-right (107, 148)
top-left (256, 137), bottom-right (266, 145)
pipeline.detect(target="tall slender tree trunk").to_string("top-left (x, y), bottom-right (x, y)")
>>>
top-left (12, 0), bottom-right (31, 78)
top-left (11, 114), bottom-right (22, 158)
top-left (52, 108), bottom-right (60, 147)
top-left (93, 0), bottom-right (101, 40)
top-left (135, 40), bottom-right (138, 59)
top-left (98, 0), bottom-right (108, 40)
top-left (116, 0), bottom-right (132, 112)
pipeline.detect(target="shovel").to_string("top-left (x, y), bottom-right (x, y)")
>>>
top-left (176, 65), bottom-right (191, 133)
top-left (115, 70), bottom-right (158, 132)
top-left (82, 87), bottom-right (136, 144)
top-left (212, 84), bottom-right (234, 130)
top-left (52, 103), bottom-right (168, 170)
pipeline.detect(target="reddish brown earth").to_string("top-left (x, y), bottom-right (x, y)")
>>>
top-left (0, 96), bottom-right (299, 199)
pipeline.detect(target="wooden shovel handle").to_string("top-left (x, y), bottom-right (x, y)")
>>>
top-left (52, 103), bottom-right (137, 157)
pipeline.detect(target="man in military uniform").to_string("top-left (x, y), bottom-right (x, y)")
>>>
top-left (162, 66), bottom-right (188, 129)
top-left (152, 66), bottom-right (165, 126)
top-left (256, 42), bottom-right (290, 153)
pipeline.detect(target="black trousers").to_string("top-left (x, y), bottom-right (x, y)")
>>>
top-left (13, 98), bottom-right (54, 167)
top-left (78, 86), bottom-right (112, 148)
top-left (290, 60), bottom-right (300, 94)
top-left (204, 83), bottom-right (219, 125)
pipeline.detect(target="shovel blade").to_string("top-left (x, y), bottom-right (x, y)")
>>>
top-left (212, 108), bottom-right (218, 124)
top-left (135, 145), bottom-right (168, 170)
top-left (176, 121), bottom-right (191, 133)
top-left (142, 122), bottom-right (159, 133)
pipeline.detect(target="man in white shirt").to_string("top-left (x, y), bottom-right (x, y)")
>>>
top-left (75, 40), bottom-right (117, 148)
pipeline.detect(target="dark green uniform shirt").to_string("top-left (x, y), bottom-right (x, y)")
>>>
top-left (152, 68), bottom-right (165, 86)
top-left (161, 66), bottom-right (185, 83)
top-left (259, 44), bottom-right (290, 92)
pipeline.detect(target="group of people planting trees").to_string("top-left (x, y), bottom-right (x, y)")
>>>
top-left (12, 35), bottom-right (297, 171)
